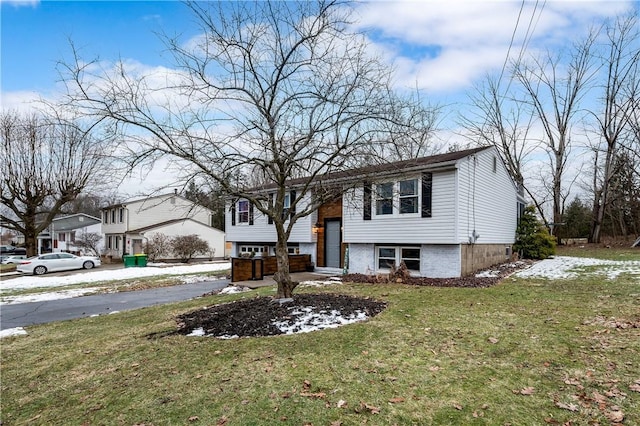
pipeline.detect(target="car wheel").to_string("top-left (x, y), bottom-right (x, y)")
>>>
top-left (34, 266), bottom-right (47, 275)
top-left (83, 261), bottom-right (94, 270)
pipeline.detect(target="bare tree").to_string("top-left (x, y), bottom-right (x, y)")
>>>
top-left (0, 111), bottom-right (110, 256)
top-left (145, 232), bottom-right (172, 262)
top-left (60, 1), bottom-right (434, 298)
top-left (514, 34), bottom-right (597, 233)
top-left (73, 231), bottom-right (103, 256)
top-left (171, 234), bottom-right (209, 263)
top-left (461, 74), bottom-right (537, 187)
top-left (587, 12), bottom-right (640, 243)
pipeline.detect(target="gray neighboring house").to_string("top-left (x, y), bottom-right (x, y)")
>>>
top-left (37, 213), bottom-right (103, 255)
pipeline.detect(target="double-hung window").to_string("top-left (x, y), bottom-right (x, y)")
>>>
top-left (376, 183), bottom-right (393, 215)
top-left (399, 179), bottom-right (418, 214)
top-left (377, 247), bottom-right (396, 269)
top-left (375, 178), bottom-right (419, 216)
top-left (283, 193), bottom-right (291, 221)
top-left (237, 200), bottom-right (249, 224)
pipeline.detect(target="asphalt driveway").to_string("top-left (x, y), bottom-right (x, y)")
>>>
top-left (0, 278), bottom-right (230, 330)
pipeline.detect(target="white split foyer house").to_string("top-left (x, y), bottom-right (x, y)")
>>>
top-left (101, 192), bottom-right (225, 260)
top-left (225, 147), bottom-right (526, 278)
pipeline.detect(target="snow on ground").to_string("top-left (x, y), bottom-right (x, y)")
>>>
top-left (0, 327), bottom-right (27, 338)
top-left (1, 287), bottom-right (104, 305)
top-left (515, 256), bottom-right (640, 280)
top-left (0, 262), bottom-right (231, 292)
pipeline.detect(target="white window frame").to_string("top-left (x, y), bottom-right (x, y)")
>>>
top-left (399, 178), bottom-right (419, 214)
top-left (283, 193), bottom-right (291, 221)
top-left (237, 200), bottom-right (250, 224)
top-left (376, 245), bottom-right (421, 272)
top-left (374, 177), bottom-right (421, 217)
top-left (375, 182), bottom-right (394, 216)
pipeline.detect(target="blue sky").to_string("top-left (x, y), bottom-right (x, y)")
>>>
top-left (3, 0), bottom-right (637, 108)
top-left (2, 1), bottom-right (194, 93)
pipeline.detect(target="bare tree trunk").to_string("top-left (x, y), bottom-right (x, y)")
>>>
top-left (273, 238), bottom-right (296, 299)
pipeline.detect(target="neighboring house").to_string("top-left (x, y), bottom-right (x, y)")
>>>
top-left (225, 147), bottom-right (525, 278)
top-left (101, 192), bottom-right (225, 260)
top-left (37, 213), bottom-right (104, 255)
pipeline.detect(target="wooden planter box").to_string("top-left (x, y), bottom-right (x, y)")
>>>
top-left (231, 254), bottom-right (312, 282)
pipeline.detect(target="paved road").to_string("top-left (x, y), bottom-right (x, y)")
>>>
top-left (0, 278), bottom-right (229, 330)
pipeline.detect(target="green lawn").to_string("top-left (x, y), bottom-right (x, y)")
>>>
top-left (1, 254), bottom-right (639, 425)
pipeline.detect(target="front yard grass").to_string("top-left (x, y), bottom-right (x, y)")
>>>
top-left (2, 266), bottom-right (639, 425)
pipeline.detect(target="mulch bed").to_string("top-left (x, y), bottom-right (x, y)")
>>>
top-left (170, 260), bottom-right (533, 338)
top-left (342, 259), bottom-right (534, 287)
top-left (175, 293), bottom-right (387, 338)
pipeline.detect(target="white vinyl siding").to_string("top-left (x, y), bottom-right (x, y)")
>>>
top-left (456, 149), bottom-right (517, 244)
top-left (344, 170), bottom-right (457, 244)
top-left (225, 192), bottom-right (316, 244)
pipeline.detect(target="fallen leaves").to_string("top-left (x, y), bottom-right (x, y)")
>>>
top-left (487, 337), bottom-right (499, 344)
top-left (388, 397), bottom-right (405, 403)
top-left (630, 379), bottom-right (640, 393)
top-left (517, 387), bottom-right (535, 395)
top-left (554, 401), bottom-right (579, 412)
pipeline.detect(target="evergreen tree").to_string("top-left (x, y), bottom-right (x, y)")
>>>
top-left (514, 205), bottom-right (556, 259)
top-left (561, 197), bottom-right (591, 239)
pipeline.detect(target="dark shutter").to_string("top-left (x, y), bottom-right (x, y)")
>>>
top-left (363, 181), bottom-right (372, 220)
top-left (231, 202), bottom-right (236, 226)
top-left (421, 172), bottom-right (432, 218)
top-left (249, 203), bottom-right (254, 225)
top-left (289, 190), bottom-right (296, 219)
top-left (268, 193), bottom-right (274, 224)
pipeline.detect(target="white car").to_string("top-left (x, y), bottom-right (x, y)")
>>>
top-left (1, 255), bottom-right (27, 264)
top-left (17, 253), bottom-right (101, 275)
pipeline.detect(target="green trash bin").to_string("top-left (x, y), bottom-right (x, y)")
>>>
top-left (123, 255), bottom-right (136, 268)
top-left (135, 254), bottom-right (148, 267)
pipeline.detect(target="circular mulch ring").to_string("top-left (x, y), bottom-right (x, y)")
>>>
top-left (175, 293), bottom-right (387, 338)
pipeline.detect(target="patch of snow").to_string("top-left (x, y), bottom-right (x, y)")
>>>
top-left (475, 270), bottom-right (500, 278)
top-left (0, 262), bottom-right (231, 291)
top-left (515, 256), bottom-right (640, 280)
top-left (180, 275), bottom-right (226, 284)
top-left (299, 279), bottom-right (341, 287)
top-left (272, 306), bottom-right (369, 335)
top-left (1, 287), bottom-right (103, 305)
top-left (0, 327), bottom-right (28, 339)
top-left (219, 286), bottom-right (251, 294)
top-left (187, 327), bottom-right (205, 337)
top-left (217, 334), bottom-right (239, 339)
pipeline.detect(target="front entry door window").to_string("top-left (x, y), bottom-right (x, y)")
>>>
top-left (325, 220), bottom-right (341, 268)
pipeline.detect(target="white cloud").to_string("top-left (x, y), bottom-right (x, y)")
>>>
top-left (353, 0), bottom-right (634, 93)
top-left (0, 0), bottom-right (39, 7)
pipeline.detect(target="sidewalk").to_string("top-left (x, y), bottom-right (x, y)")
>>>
top-left (236, 271), bottom-right (341, 289)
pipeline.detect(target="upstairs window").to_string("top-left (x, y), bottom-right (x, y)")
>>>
top-left (119, 208), bottom-right (124, 223)
top-left (283, 193), bottom-right (291, 220)
top-left (110, 209), bottom-right (116, 223)
top-left (399, 179), bottom-right (418, 214)
top-left (374, 178), bottom-right (420, 216)
top-left (237, 200), bottom-right (249, 224)
top-left (376, 182), bottom-right (393, 215)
